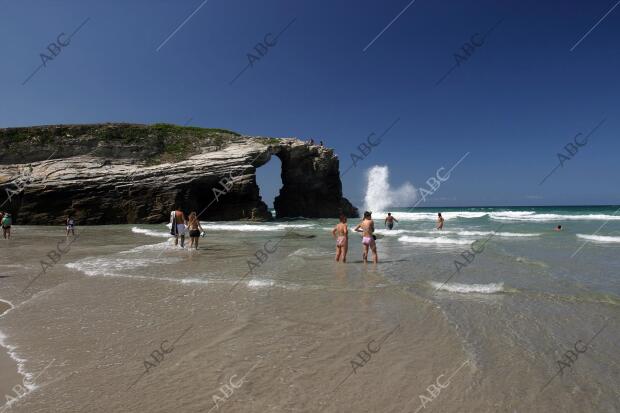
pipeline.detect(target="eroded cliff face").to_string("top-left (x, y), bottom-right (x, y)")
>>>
top-left (0, 123), bottom-right (357, 224)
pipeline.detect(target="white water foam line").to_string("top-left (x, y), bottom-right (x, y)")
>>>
top-left (430, 282), bottom-right (505, 294)
top-left (576, 234), bottom-right (620, 243)
top-left (0, 299), bottom-right (44, 411)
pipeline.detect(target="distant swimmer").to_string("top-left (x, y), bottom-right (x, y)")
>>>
top-left (384, 212), bottom-right (398, 230)
top-left (170, 208), bottom-right (187, 248)
top-left (187, 211), bottom-right (204, 250)
top-left (436, 212), bottom-right (444, 230)
top-left (555, 225), bottom-right (562, 231)
top-left (354, 211), bottom-right (378, 264)
top-left (332, 215), bottom-right (349, 263)
top-left (66, 215), bottom-right (76, 237)
top-left (2, 213), bottom-right (11, 239)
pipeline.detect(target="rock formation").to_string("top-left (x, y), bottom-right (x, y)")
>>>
top-left (0, 123), bottom-right (358, 224)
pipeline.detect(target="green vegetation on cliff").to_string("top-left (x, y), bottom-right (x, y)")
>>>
top-left (0, 123), bottom-right (242, 164)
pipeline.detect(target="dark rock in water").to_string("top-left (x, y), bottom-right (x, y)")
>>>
top-left (0, 123), bottom-right (358, 224)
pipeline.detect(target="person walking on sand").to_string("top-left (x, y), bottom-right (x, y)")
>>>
top-left (2, 213), bottom-right (12, 239)
top-left (66, 215), bottom-right (76, 237)
top-left (436, 212), bottom-right (444, 230)
top-left (384, 212), bottom-right (398, 230)
top-left (187, 211), bottom-right (205, 250)
top-left (354, 211), bottom-right (378, 264)
top-left (170, 208), bottom-right (187, 248)
top-left (332, 215), bottom-right (349, 262)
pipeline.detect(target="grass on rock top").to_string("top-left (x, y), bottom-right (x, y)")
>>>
top-left (0, 123), bottom-right (245, 164)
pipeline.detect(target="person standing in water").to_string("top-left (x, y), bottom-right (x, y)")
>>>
top-left (187, 211), bottom-right (205, 250)
top-left (436, 212), bottom-right (444, 230)
top-left (2, 213), bottom-right (12, 239)
top-left (384, 212), bottom-right (398, 230)
top-left (555, 225), bottom-right (562, 231)
top-left (170, 208), bottom-right (187, 248)
top-left (332, 215), bottom-right (349, 262)
top-left (66, 215), bottom-right (76, 237)
top-left (354, 211), bottom-right (378, 264)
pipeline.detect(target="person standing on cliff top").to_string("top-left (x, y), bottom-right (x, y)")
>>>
top-left (170, 208), bottom-right (187, 248)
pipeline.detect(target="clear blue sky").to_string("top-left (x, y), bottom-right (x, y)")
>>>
top-left (1, 0), bottom-right (619, 208)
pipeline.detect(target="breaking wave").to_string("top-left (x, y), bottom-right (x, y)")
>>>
top-left (576, 234), bottom-right (620, 243)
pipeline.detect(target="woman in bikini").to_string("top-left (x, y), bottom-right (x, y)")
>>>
top-left (354, 211), bottom-right (378, 264)
top-left (332, 215), bottom-right (348, 262)
top-left (187, 211), bottom-right (204, 250)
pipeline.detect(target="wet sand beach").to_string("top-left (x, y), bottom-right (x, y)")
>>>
top-left (0, 299), bottom-right (23, 409)
top-left (0, 209), bottom-right (618, 412)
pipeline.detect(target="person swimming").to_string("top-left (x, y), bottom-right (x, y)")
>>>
top-left (187, 211), bottom-right (204, 250)
top-left (384, 212), bottom-right (398, 230)
top-left (354, 211), bottom-right (378, 264)
top-left (332, 214), bottom-right (349, 262)
top-left (555, 225), bottom-right (562, 231)
top-left (436, 212), bottom-right (444, 230)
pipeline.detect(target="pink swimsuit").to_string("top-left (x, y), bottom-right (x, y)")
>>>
top-left (362, 236), bottom-right (372, 246)
top-left (336, 236), bottom-right (346, 246)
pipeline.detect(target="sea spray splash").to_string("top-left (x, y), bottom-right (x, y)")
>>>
top-left (363, 166), bottom-right (416, 212)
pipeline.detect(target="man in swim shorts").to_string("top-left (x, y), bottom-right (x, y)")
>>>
top-left (384, 212), bottom-right (398, 230)
top-left (170, 208), bottom-right (187, 248)
top-left (354, 211), bottom-right (378, 263)
top-left (332, 215), bottom-right (348, 262)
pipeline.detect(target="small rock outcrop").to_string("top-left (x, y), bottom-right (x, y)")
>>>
top-left (0, 123), bottom-right (357, 224)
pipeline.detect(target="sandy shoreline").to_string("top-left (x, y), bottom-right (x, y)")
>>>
top-left (0, 299), bottom-right (24, 410)
top-left (0, 222), bottom-right (617, 411)
top-left (0, 277), bottom-right (471, 412)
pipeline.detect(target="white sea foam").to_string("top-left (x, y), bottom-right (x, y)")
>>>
top-left (247, 279), bottom-right (276, 289)
top-left (490, 212), bottom-right (620, 222)
top-left (66, 257), bottom-right (181, 277)
top-left (431, 282), bottom-right (505, 294)
top-left (398, 236), bottom-right (473, 245)
top-left (0, 309), bottom-right (50, 411)
top-left (576, 234), bottom-right (620, 243)
top-left (289, 248), bottom-right (332, 258)
top-left (197, 223), bottom-right (314, 232)
top-left (131, 227), bottom-right (170, 238)
top-left (372, 211), bottom-right (488, 221)
top-left (65, 260), bottom-right (210, 285)
top-left (374, 229), bottom-right (415, 236)
top-left (368, 210), bottom-right (620, 223)
top-left (363, 166), bottom-right (417, 212)
top-left (448, 230), bottom-right (541, 237)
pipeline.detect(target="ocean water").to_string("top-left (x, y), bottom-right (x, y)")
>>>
top-left (0, 206), bottom-right (618, 412)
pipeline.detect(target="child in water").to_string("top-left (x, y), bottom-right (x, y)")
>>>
top-left (332, 215), bottom-right (348, 262)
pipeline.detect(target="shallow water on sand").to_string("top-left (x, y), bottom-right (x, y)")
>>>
top-left (0, 207), bottom-right (619, 412)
